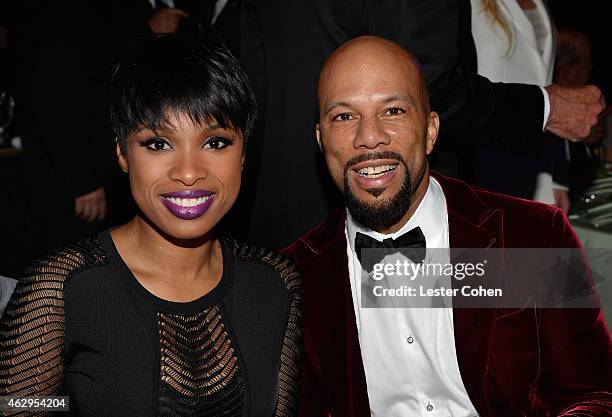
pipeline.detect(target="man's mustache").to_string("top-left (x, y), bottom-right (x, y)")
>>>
top-left (344, 151), bottom-right (407, 177)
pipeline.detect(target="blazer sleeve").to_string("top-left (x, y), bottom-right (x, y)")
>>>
top-left (538, 209), bottom-right (612, 416)
top-left (367, 0), bottom-right (544, 151)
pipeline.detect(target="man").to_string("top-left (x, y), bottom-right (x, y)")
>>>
top-left (239, 0), bottom-right (605, 249)
top-left (283, 37), bottom-right (611, 416)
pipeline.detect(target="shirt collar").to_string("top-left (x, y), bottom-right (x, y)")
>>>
top-left (346, 177), bottom-right (447, 252)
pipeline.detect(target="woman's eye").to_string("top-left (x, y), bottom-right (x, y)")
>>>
top-left (385, 107), bottom-right (405, 116)
top-left (203, 136), bottom-right (234, 150)
top-left (138, 137), bottom-right (172, 151)
top-left (333, 113), bottom-right (353, 122)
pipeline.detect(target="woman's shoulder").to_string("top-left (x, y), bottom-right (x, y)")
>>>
top-left (0, 236), bottom-right (113, 397)
top-left (224, 237), bottom-right (301, 294)
top-left (1, 236), bottom-right (111, 352)
top-left (24, 235), bottom-right (109, 282)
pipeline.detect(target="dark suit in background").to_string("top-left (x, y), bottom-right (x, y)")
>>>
top-left (6, 0), bottom-right (115, 257)
top-left (237, 0), bottom-right (546, 249)
top-left (472, 132), bottom-right (570, 200)
top-left (106, 0), bottom-right (241, 57)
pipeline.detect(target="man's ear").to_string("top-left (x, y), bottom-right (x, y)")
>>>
top-left (425, 112), bottom-right (439, 155)
top-left (116, 142), bottom-right (129, 173)
top-left (315, 123), bottom-right (322, 152)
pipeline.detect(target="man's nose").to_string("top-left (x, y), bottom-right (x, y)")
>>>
top-left (353, 116), bottom-right (391, 149)
top-left (169, 149), bottom-right (208, 186)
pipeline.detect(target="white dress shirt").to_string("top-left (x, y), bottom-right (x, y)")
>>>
top-left (345, 177), bottom-right (479, 417)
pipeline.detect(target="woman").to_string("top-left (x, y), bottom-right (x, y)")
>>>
top-left (0, 35), bottom-right (302, 416)
top-left (470, 0), bottom-right (570, 211)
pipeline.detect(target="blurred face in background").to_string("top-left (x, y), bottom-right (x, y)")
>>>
top-left (556, 30), bottom-right (592, 86)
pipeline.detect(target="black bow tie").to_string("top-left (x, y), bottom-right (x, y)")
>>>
top-left (354, 227), bottom-right (426, 272)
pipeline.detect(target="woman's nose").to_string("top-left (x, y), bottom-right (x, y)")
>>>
top-left (168, 149), bottom-right (208, 186)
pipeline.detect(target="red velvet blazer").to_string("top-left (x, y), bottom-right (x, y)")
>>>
top-left (282, 173), bottom-right (611, 417)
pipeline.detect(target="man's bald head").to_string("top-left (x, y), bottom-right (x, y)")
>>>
top-left (314, 35), bottom-right (440, 234)
top-left (318, 36), bottom-right (430, 116)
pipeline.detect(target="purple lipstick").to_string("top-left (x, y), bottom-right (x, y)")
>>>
top-left (160, 190), bottom-right (215, 220)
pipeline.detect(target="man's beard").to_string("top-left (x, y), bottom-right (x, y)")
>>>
top-left (342, 151), bottom-right (414, 231)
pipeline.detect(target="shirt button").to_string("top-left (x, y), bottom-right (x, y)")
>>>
top-left (426, 403), bottom-right (434, 412)
top-left (407, 336), bottom-right (414, 344)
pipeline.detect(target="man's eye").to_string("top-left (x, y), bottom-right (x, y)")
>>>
top-left (138, 137), bottom-right (172, 151)
top-left (333, 113), bottom-right (353, 121)
top-left (203, 136), bottom-right (234, 150)
top-left (385, 107), bottom-right (405, 116)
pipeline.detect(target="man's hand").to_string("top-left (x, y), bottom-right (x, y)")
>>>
top-left (545, 84), bottom-right (606, 141)
top-left (75, 187), bottom-right (107, 223)
top-left (147, 8), bottom-right (189, 34)
top-left (553, 188), bottom-right (570, 214)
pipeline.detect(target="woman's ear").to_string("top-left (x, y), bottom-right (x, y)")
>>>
top-left (116, 142), bottom-right (128, 173)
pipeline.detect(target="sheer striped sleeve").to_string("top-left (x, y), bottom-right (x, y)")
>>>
top-left (231, 240), bottom-right (304, 417)
top-left (269, 252), bottom-right (303, 417)
top-left (0, 239), bottom-right (106, 413)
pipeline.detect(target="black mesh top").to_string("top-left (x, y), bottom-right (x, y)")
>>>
top-left (0, 231), bottom-right (303, 417)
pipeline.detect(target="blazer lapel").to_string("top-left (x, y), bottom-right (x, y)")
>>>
top-left (534, 0), bottom-right (555, 83)
top-left (503, 0), bottom-right (554, 76)
top-left (298, 208), bottom-right (370, 417)
top-left (434, 173), bottom-right (503, 416)
top-left (501, 0), bottom-right (539, 53)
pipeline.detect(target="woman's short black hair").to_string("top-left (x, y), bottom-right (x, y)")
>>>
top-left (110, 35), bottom-right (257, 153)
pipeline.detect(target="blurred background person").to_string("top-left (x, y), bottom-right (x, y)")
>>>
top-left (470, 0), bottom-right (570, 212)
top-left (552, 0), bottom-right (612, 187)
top-left (4, 0), bottom-right (115, 263)
top-left (555, 28), bottom-right (593, 88)
top-left (555, 27), bottom-right (610, 185)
